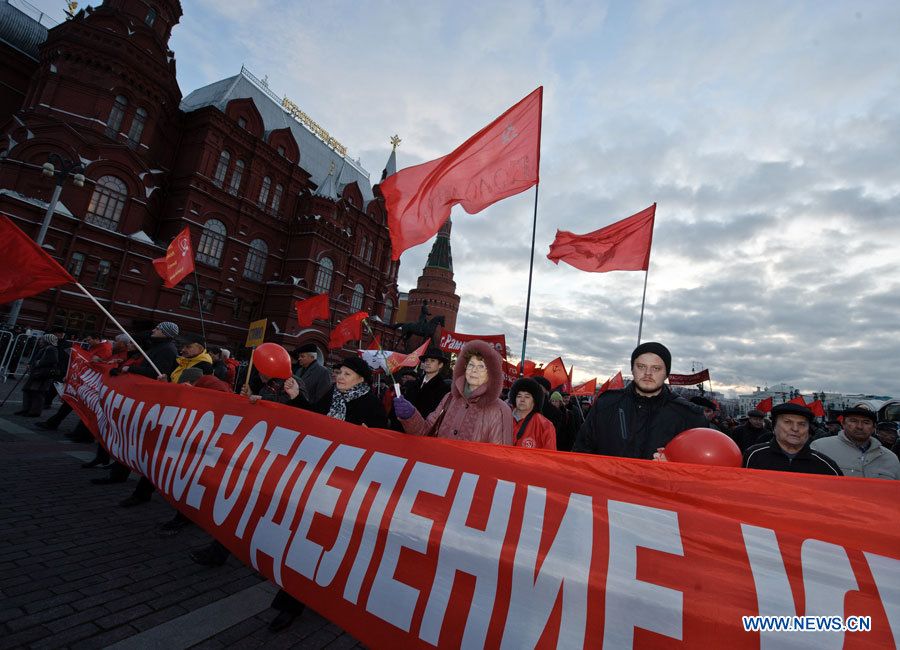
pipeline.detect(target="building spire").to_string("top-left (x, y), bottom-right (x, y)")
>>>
top-left (425, 219), bottom-right (453, 271)
top-left (381, 135), bottom-right (399, 181)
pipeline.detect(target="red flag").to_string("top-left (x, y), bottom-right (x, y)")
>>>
top-left (383, 87), bottom-right (542, 260)
top-left (386, 341), bottom-right (429, 373)
top-left (366, 334), bottom-right (382, 351)
top-left (788, 395), bottom-right (807, 406)
top-left (517, 360), bottom-right (538, 377)
top-left (755, 397), bottom-right (774, 414)
top-left (295, 293), bottom-right (330, 327)
top-left (152, 226), bottom-right (194, 288)
top-left (598, 371), bottom-right (625, 394)
top-left (542, 356), bottom-right (568, 390)
top-left (808, 399), bottom-right (826, 417)
top-left (547, 204), bottom-right (656, 273)
top-left (564, 365), bottom-right (574, 393)
top-left (572, 378), bottom-right (597, 397)
top-left (0, 215), bottom-right (74, 303)
top-left (328, 311), bottom-right (368, 349)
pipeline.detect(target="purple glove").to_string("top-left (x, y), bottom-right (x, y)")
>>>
top-left (393, 396), bottom-right (416, 420)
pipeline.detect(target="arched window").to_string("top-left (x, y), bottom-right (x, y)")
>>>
top-left (86, 175), bottom-right (127, 230)
top-left (350, 283), bottom-right (364, 311)
top-left (196, 219), bottom-right (226, 266)
top-left (243, 239), bottom-right (268, 281)
top-left (107, 95), bottom-right (127, 137)
top-left (145, 7), bottom-right (157, 27)
top-left (365, 241), bottom-right (374, 262)
top-left (213, 151), bottom-right (230, 187)
top-left (383, 298), bottom-right (394, 324)
top-left (314, 257), bottom-right (333, 294)
top-left (271, 184), bottom-right (283, 213)
top-left (359, 236), bottom-right (367, 257)
top-left (258, 176), bottom-right (271, 208)
top-left (180, 283), bottom-right (195, 307)
top-left (200, 289), bottom-right (215, 312)
top-left (128, 107), bottom-right (147, 147)
top-left (228, 159), bottom-right (244, 195)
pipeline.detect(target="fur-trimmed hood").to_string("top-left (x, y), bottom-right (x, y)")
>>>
top-left (451, 339), bottom-right (504, 403)
top-left (508, 377), bottom-right (544, 412)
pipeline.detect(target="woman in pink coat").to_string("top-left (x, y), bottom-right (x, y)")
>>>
top-left (393, 339), bottom-right (513, 445)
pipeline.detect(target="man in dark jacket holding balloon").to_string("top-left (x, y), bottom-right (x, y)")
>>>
top-left (572, 342), bottom-right (707, 459)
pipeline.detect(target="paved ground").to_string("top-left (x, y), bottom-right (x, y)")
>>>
top-left (0, 387), bottom-right (362, 649)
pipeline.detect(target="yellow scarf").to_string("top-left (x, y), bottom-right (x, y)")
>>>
top-left (170, 351), bottom-right (213, 383)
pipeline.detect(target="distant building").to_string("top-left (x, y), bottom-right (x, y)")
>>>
top-left (406, 219), bottom-right (460, 333)
top-left (0, 0), bottom-right (399, 357)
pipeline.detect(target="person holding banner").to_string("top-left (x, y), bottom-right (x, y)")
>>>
top-left (113, 322), bottom-right (179, 380)
top-left (509, 377), bottom-right (556, 449)
top-left (393, 339), bottom-right (513, 445)
top-left (744, 402), bottom-right (843, 475)
top-left (170, 333), bottom-right (214, 383)
top-left (572, 342), bottom-right (707, 459)
top-left (285, 356), bottom-right (387, 428)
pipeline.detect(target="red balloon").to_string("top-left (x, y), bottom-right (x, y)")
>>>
top-left (664, 427), bottom-right (742, 467)
top-left (253, 342), bottom-right (292, 379)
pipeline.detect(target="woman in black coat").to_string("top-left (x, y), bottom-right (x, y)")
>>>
top-left (18, 334), bottom-right (60, 416)
top-left (285, 355), bottom-right (387, 428)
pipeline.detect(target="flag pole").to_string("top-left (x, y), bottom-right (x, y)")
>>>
top-left (73, 283), bottom-right (163, 377)
top-left (192, 269), bottom-right (208, 341)
top-left (636, 202), bottom-right (657, 347)
top-left (519, 184), bottom-right (540, 376)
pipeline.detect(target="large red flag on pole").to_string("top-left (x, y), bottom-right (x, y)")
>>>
top-left (328, 312), bottom-right (368, 349)
top-left (755, 396), bottom-right (774, 414)
top-left (547, 204), bottom-right (656, 273)
top-left (788, 395), bottom-right (807, 406)
top-left (152, 226), bottom-right (195, 288)
top-left (382, 87), bottom-right (542, 260)
top-left (295, 293), bottom-right (330, 328)
top-left (542, 356), bottom-right (568, 390)
top-left (598, 371), bottom-right (625, 394)
top-left (572, 378), bottom-right (597, 397)
top-left (0, 215), bottom-right (75, 303)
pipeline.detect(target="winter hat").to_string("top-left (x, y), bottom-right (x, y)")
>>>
top-left (770, 402), bottom-right (813, 423)
top-left (156, 321), bottom-right (179, 338)
top-left (419, 346), bottom-right (450, 364)
top-left (177, 367), bottom-right (205, 384)
top-left (550, 391), bottom-right (564, 403)
top-left (747, 409), bottom-right (765, 418)
top-left (42, 333), bottom-right (58, 346)
top-left (509, 377), bottom-right (544, 411)
top-left (296, 343), bottom-right (318, 355)
top-left (180, 332), bottom-right (206, 347)
top-left (842, 406), bottom-right (877, 423)
top-left (337, 355), bottom-right (372, 384)
top-left (114, 333), bottom-right (130, 344)
top-left (630, 341), bottom-right (671, 375)
top-left (532, 376), bottom-right (551, 392)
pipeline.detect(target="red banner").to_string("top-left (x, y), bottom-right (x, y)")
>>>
top-left (152, 226), bottom-right (195, 288)
top-left (572, 378), bottom-right (597, 396)
top-left (0, 215), bottom-right (75, 303)
top-left (438, 330), bottom-right (506, 358)
top-left (667, 369), bottom-right (711, 386)
top-left (501, 360), bottom-right (519, 389)
top-left (62, 348), bottom-right (899, 649)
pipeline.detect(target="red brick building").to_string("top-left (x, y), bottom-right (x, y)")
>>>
top-left (0, 0), bottom-right (414, 357)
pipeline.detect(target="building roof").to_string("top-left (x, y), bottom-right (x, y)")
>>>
top-left (425, 219), bottom-right (453, 271)
top-left (180, 66), bottom-right (374, 204)
top-left (0, 0), bottom-right (52, 61)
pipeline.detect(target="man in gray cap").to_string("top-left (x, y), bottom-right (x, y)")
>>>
top-left (115, 321), bottom-right (179, 380)
top-left (572, 342), bottom-right (707, 459)
top-left (811, 407), bottom-right (900, 479)
top-left (293, 343), bottom-right (332, 404)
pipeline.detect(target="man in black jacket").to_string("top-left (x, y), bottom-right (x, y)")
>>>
top-left (572, 342), bottom-right (707, 459)
top-left (404, 346), bottom-right (451, 418)
top-left (743, 402), bottom-right (842, 476)
top-left (115, 321), bottom-right (179, 380)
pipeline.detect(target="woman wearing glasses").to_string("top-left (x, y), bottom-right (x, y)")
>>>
top-left (393, 339), bottom-right (513, 445)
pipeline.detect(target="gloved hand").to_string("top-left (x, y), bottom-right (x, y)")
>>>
top-left (393, 396), bottom-right (416, 420)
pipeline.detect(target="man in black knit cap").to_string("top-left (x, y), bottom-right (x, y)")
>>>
top-left (572, 342), bottom-right (708, 459)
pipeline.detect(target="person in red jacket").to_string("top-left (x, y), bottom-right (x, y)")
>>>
top-left (509, 377), bottom-right (557, 449)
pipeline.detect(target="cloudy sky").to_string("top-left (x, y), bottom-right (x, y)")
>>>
top-left (32, 0), bottom-right (900, 397)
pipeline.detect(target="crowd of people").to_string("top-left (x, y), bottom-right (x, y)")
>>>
top-left (11, 322), bottom-right (900, 632)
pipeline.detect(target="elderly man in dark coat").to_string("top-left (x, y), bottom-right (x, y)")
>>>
top-left (17, 334), bottom-right (60, 416)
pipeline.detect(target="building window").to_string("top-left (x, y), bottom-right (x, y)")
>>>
top-left (258, 176), bottom-right (271, 208)
top-left (85, 175), bottom-right (127, 230)
top-left (359, 236), bottom-right (367, 257)
top-left (213, 151), bottom-right (230, 187)
top-left (127, 107), bottom-right (147, 147)
top-left (228, 159), bottom-right (244, 195)
top-left (68, 252), bottom-right (85, 277)
top-left (200, 289), bottom-right (215, 312)
top-left (237, 117), bottom-right (247, 129)
top-left (106, 95), bottom-right (127, 137)
top-left (94, 260), bottom-right (111, 289)
top-left (180, 283), bottom-right (195, 307)
top-left (232, 296), bottom-right (243, 319)
top-left (243, 239), bottom-right (267, 281)
top-left (277, 145), bottom-right (285, 157)
top-left (383, 298), bottom-right (394, 324)
top-left (365, 241), bottom-right (373, 262)
top-left (145, 7), bottom-right (157, 27)
top-left (314, 257), bottom-right (333, 294)
top-left (196, 219), bottom-right (226, 266)
top-left (271, 184), bottom-right (283, 213)
top-left (350, 283), bottom-right (364, 311)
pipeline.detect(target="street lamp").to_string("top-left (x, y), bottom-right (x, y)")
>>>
top-left (5, 154), bottom-right (85, 329)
